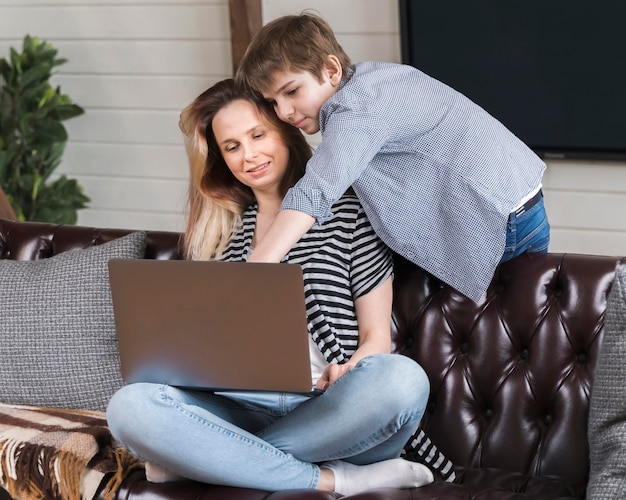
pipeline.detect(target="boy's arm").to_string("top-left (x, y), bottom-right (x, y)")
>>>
top-left (247, 209), bottom-right (315, 263)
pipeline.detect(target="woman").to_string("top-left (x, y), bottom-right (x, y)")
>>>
top-left (106, 79), bottom-right (433, 495)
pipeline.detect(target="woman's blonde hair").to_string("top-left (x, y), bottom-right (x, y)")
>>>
top-left (179, 79), bottom-right (312, 260)
top-left (235, 12), bottom-right (352, 94)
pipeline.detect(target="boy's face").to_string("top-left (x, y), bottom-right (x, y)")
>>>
top-left (262, 63), bottom-right (341, 135)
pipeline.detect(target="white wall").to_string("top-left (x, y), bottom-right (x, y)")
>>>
top-left (1, 0), bottom-right (624, 256)
top-left (543, 160), bottom-right (626, 255)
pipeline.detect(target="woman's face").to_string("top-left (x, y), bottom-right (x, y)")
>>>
top-left (212, 99), bottom-right (290, 197)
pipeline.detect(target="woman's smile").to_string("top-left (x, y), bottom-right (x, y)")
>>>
top-left (247, 161), bottom-right (270, 175)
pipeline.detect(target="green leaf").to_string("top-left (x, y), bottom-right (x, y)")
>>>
top-left (54, 103), bottom-right (84, 120)
top-left (19, 81), bottom-right (52, 106)
top-left (19, 64), bottom-right (51, 90)
top-left (9, 48), bottom-right (21, 73)
top-left (33, 120), bottom-right (67, 143)
top-left (23, 35), bottom-right (36, 53)
top-left (38, 44), bottom-right (58, 60)
top-left (18, 111), bottom-right (34, 133)
top-left (32, 175), bottom-right (90, 223)
top-left (34, 85), bottom-right (57, 108)
top-left (51, 57), bottom-right (68, 68)
top-left (40, 142), bottom-right (65, 177)
top-left (0, 59), bottom-right (11, 80)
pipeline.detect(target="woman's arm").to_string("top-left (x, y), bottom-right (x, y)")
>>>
top-left (350, 276), bottom-right (393, 363)
top-left (316, 276), bottom-right (393, 389)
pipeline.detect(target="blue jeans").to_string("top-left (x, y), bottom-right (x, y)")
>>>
top-left (500, 195), bottom-right (550, 263)
top-left (107, 353), bottom-right (429, 491)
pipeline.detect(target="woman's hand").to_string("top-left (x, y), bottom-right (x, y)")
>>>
top-left (315, 362), bottom-right (356, 390)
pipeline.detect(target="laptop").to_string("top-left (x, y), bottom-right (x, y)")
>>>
top-left (107, 259), bottom-right (313, 393)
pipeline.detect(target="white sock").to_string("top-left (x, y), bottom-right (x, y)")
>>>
top-left (144, 462), bottom-right (184, 483)
top-left (321, 458), bottom-right (434, 495)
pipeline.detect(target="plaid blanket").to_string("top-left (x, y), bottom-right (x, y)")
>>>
top-left (0, 403), bottom-right (142, 500)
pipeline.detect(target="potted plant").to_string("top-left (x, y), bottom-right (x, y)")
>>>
top-left (0, 35), bottom-right (89, 224)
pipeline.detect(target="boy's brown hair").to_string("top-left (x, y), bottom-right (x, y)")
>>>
top-left (235, 12), bottom-right (352, 94)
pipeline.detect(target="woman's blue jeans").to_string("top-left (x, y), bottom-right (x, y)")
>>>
top-left (500, 195), bottom-right (550, 263)
top-left (107, 353), bottom-right (429, 491)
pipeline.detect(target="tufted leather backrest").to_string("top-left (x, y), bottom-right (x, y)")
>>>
top-left (392, 252), bottom-right (625, 487)
top-left (0, 219), bottom-right (183, 261)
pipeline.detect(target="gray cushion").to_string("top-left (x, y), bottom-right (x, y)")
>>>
top-left (0, 232), bottom-right (146, 412)
top-left (588, 262), bottom-right (626, 499)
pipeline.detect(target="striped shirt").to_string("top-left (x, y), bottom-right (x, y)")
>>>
top-left (220, 194), bottom-right (392, 364)
top-left (280, 61), bottom-right (547, 302)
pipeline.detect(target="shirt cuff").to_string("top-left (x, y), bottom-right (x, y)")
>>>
top-left (280, 186), bottom-right (334, 225)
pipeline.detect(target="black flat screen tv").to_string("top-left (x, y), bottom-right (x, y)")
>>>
top-left (399, 0), bottom-right (626, 161)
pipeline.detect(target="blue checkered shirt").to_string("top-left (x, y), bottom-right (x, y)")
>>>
top-left (280, 61), bottom-right (546, 302)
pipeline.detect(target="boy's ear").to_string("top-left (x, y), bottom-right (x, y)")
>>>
top-left (324, 55), bottom-right (343, 86)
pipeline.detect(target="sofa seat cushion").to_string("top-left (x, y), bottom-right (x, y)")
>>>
top-left (99, 466), bottom-right (584, 500)
top-left (0, 403), bottom-right (141, 500)
top-left (446, 467), bottom-right (584, 498)
top-left (0, 232), bottom-right (146, 412)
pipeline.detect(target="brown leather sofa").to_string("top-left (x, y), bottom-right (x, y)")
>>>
top-left (0, 218), bottom-right (623, 499)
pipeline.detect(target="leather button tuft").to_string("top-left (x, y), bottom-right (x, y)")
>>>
top-left (520, 348), bottom-right (529, 360)
top-left (577, 353), bottom-right (587, 364)
top-left (459, 342), bottom-right (470, 353)
top-left (485, 409), bottom-right (493, 420)
top-left (543, 414), bottom-right (552, 425)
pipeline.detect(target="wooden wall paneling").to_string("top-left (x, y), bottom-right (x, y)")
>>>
top-left (549, 228), bottom-right (626, 256)
top-left (61, 143), bottom-right (188, 180)
top-left (52, 75), bottom-right (212, 110)
top-left (64, 110), bottom-right (182, 145)
top-left (0, 4), bottom-right (228, 39)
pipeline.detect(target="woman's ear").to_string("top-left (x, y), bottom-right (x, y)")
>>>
top-left (324, 55), bottom-right (343, 86)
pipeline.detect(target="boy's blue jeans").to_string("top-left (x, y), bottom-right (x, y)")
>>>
top-left (107, 353), bottom-right (429, 491)
top-left (500, 194), bottom-right (550, 263)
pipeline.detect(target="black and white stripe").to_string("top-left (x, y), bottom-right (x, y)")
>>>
top-left (402, 429), bottom-right (456, 482)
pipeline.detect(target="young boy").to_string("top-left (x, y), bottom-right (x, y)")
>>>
top-left (235, 13), bottom-right (550, 303)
